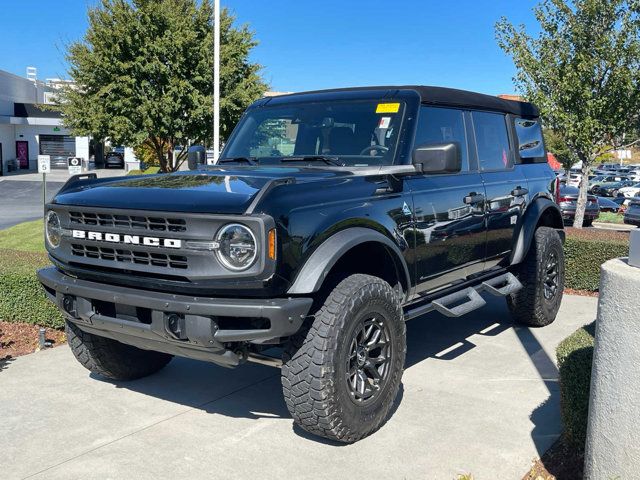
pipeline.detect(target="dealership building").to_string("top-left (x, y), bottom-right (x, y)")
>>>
top-left (0, 68), bottom-right (89, 175)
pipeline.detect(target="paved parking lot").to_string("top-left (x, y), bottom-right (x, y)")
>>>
top-left (1, 294), bottom-right (597, 480)
top-left (0, 170), bottom-right (126, 229)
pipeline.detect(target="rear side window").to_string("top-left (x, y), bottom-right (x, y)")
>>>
top-left (471, 111), bottom-right (512, 171)
top-left (414, 106), bottom-right (469, 171)
top-left (514, 117), bottom-right (545, 159)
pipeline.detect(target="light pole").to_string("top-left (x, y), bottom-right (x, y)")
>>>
top-left (213, 0), bottom-right (220, 164)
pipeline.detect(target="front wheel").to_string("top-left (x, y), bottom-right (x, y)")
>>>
top-left (507, 227), bottom-right (565, 327)
top-left (281, 274), bottom-right (406, 443)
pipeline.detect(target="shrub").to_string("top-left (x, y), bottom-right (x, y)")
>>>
top-left (564, 228), bottom-right (628, 291)
top-left (0, 250), bottom-right (64, 328)
top-left (557, 322), bottom-right (595, 452)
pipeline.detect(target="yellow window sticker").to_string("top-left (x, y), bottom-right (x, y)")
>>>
top-left (376, 102), bottom-right (400, 114)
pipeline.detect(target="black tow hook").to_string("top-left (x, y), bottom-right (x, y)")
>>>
top-left (166, 313), bottom-right (187, 340)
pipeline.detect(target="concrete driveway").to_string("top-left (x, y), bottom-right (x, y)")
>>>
top-left (1, 294), bottom-right (597, 480)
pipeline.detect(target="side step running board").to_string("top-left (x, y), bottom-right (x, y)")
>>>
top-left (404, 272), bottom-right (522, 320)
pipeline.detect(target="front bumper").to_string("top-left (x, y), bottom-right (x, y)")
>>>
top-left (38, 267), bottom-right (312, 367)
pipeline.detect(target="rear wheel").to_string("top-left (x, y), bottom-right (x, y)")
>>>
top-left (583, 218), bottom-right (593, 227)
top-left (281, 274), bottom-right (406, 443)
top-left (508, 227), bottom-right (565, 327)
top-left (66, 321), bottom-right (173, 380)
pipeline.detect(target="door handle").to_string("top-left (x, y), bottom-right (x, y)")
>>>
top-left (463, 193), bottom-right (485, 205)
top-left (511, 187), bottom-right (529, 197)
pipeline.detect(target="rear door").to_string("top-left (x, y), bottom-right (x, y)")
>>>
top-left (405, 106), bottom-right (487, 295)
top-left (471, 111), bottom-right (529, 268)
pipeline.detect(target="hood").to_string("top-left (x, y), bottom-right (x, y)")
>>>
top-left (52, 167), bottom-right (353, 215)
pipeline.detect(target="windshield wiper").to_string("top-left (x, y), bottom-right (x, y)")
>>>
top-left (217, 157), bottom-right (258, 165)
top-left (281, 155), bottom-right (344, 167)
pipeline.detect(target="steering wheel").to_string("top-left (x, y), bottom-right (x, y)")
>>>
top-left (359, 145), bottom-right (389, 156)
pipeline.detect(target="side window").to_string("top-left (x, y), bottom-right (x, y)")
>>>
top-left (414, 106), bottom-right (469, 171)
top-left (471, 111), bottom-right (512, 171)
top-left (514, 117), bottom-right (545, 159)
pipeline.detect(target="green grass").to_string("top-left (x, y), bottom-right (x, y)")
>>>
top-left (0, 219), bottom-right (45, 252)
top-left (596, 211), bottom-right (624, 224)
top-left (127, 166), bottom-right (161, 176)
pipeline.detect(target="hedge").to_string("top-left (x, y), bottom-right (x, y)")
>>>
top-left (564, 228), bottom-right (629, 291)
top-left (0, 249), bottom-right (64, 328)
top-left (557, 322), bottom-right (595, 451)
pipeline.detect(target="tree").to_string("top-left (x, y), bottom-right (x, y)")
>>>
top-left (58, 0), bottom-right (267, 172)
top-left (544, 128), bottom-right (577, 173)
top-left (496, 0), bottom-right (640, 227)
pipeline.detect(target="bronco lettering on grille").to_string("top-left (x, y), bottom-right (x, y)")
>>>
top-left (72, 230), bottom-right (182, 249)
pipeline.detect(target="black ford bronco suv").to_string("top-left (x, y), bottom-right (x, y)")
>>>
top-left (38, 86), bottom-right (565, 443)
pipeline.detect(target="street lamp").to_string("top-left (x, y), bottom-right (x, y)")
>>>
top-left (213, 0), bottom-right (220, 164)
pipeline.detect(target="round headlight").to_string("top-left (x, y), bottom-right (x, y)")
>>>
top-left (215, 224), bottom-right (258, 271)
top-left (45, 211), bottom-right (62, 248)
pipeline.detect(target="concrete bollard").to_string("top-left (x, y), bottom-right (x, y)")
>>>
top-left (584, 258), bottom-right (640, 479)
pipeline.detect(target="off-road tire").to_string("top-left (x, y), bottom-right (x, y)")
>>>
top-left (66, 321), bottom-right (173, 380)
top-left (281, 274), bottom-right (406, 443)
top-left (507, 226), bottom-right (564, 327)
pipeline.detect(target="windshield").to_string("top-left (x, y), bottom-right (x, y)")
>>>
top-left (222, 100), bottom-right (406, 167)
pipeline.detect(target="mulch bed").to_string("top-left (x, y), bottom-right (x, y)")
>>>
top-left (564, 288), bottom-right (599, 297)
top-left (523, 437), bottom-right (584, 480)
top-left (0, 321), bottom-right (66, 363)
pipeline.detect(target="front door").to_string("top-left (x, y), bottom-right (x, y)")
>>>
top-left (16, 141), bottom-right (29, 169)
top-left (406, 106), bottom-right (487, 295)
top-left (470, 111), bottom-right (528, 267)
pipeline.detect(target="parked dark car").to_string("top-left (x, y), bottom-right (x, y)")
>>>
top-left (597, 196), bottom-right (621, 213)
top-left (558, 186), bottom-right (599, 226)
top-left (595, 180), bottom-right (636, 197)
top-left (105, 152), bottom-right (124, 169)
top-left (38, 85), bottom-right (565, 443)
top-left (624, 200), bottom-right (640, 226)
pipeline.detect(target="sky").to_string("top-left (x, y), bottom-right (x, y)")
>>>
top-left (0, 0), bottom-right (541, 96)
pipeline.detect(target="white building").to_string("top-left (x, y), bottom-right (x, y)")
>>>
top-left (0, 68), bottom-right (89, 175)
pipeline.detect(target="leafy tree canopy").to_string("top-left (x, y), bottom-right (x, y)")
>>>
top-left (59, 0), bottom-right (267, 171)
top-left (496, 0), bottom-right (640, 226)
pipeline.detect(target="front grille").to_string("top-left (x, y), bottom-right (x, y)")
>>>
top-left (69, 211), bottom-right (186, 232)
top-left (71, 244), bottom-right (188, 269)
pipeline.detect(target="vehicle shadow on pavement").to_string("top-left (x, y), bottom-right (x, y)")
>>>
top-left (93, 295), bottom-right (561, 450)
top-left (404, 294), bottom-right (514, 367)
top-left (406, 294), bottom-right (563, 456)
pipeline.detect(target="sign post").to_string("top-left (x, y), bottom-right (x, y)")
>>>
top-left (37, 155), bottom-right (51, 209)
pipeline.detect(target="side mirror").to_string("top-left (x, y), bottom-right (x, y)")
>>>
top-left (187, 145), bottom-right (206, 170)
top-left (412, 142), bottom-right (461, 174)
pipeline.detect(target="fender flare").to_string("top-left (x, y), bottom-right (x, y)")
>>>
top-left (510, 197), bottom-right (564, 265)
top-left (287, 227), bottom-right (411, 297)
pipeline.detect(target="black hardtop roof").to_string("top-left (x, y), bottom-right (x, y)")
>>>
top-left (260, 85), bottom-right (539, 117)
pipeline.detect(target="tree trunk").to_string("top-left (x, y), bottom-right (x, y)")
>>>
top-left (573, 156), bottom-right (592, 229)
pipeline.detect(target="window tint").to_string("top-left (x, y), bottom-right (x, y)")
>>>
top-left (471, 112), bottom-right (512, 171)
top-left (414, 107), bottom-right (468, 171)
top-left (514, 117), bottom-right (545, 159)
